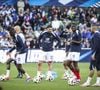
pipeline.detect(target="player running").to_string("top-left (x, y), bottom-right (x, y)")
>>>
top-left (81, 25), bottom-right (100, 87)
top-left (63, 25), bottom-right (82, 85)
top-left (6, 25), bottom-right (31, 81)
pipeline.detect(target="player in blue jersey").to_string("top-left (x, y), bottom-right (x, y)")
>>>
top-left (60, 25), bottom-right (73, 80)
top-left (5, 28), bottom-right (23, 79)
top-left (81, 52), bottom-right (96, 87)
top-left (35, 25), bottom-right (60, 81)
top-left (81, 25), bottom-right (100, 87)
top-left (63, 25), bottom-right (82, 84)
top-left (6, 25), bottom-right (31, 81)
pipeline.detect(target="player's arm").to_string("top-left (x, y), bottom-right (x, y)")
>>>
top-left (71, 39), bottom-right (82, 44)
top-left (93, 33), bottom-right (100, 51)
top-left (71, 32), bottom-right (82, 44)
top-left (38, 33), bottom-right (44, 49)
top-left (7, 46), bottom-right (16, 55)
top-left (53, 33), bottom-right (61, 48)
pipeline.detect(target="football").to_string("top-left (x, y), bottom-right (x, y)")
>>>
top-left (0, 75), bottom-right (6, 81)
top-left (0, 75), bottom-right (4, 81)
top-left (0, 75), bottom-right (9, 81)
top-left (48, 76), bottom-right (54, 81)
top-left (33, 76), bottom-right (41, 83)
top-left (68, 77), bottom-right (77, 86)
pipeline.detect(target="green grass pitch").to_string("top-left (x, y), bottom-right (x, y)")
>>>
top-left (0, 63), bottom-right (99, 90)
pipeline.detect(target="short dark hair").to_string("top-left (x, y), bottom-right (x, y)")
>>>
top-left (71, 25), bottom-right (76, 29)
top-left (47, 25), bottom-right (52, 28)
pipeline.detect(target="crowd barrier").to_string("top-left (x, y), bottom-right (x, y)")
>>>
top-left (0, 48), bottom-right (92, 63)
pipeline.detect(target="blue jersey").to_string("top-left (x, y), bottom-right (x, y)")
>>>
top-left (60, 31), bottom-right (71, 52)
top-left (70, 30), bottom-right (81, 52)
top-left (38, 31), bottom-right (61, 51)
top-left (9, 33), bottom-right (27, 54)
top-left (91, 31), bottom-right (100, 53)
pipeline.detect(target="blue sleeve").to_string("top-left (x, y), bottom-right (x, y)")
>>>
top-left (93, 33), bottom-right (100, 51)
top-left (8, 46), bottom-right (16, 53)
top-left (38, 33), bottom-right (43, 48)
top-left (54, 34), bottom-right (61, 48)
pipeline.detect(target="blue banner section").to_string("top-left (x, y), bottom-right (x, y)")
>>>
top-left (80, 48), bottom-right (92, 62)
top-left (0, 0), bottom-right (100, 7)
top-left (80, 0), bottom-right (100, 7)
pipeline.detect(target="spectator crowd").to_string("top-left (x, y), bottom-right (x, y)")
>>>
top-left (0, 0), bottom-right (100, 49)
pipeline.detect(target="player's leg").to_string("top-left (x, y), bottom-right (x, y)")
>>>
top-left (17, 64), bottom-right (31, 81)
top-left (72, 61), bottom-right (80, 80)
top-left (92, 53), bottom-right (100, 86)
top-left (63, 60), bottom-right (69, 70)
top-left (36, 61), bottom-right (43, 78)
top-left (16, 53), bottom-right (31, 81)
top-left (63, 60), bottom-right (74, 79)
top-left (5, 58), bottom-right (13, 79)
top-left (47, 61), bottom-right (52, 76)
top-left (81, 60), bottom-right (96, 87)
top-left (63, 52), bottom-right (76, 80)
top-left (33, 61), bottom-right (44, 83)
top-left (36, 51), bottom-right (44, 79)
top-left (14, 60), bottom-right (23, 78)
top-left (63, 60), bottom-right (69, 79)
top-left (64, 52), bottom-right (75, 77)
top-left (46, 52), bottom-right (54, 80)
top-left (69, 52), bottom-right (81, 81)
top-left (63, 54), bottom-right (73, 71)
top-left (45, 61), bottom-right (54, 81)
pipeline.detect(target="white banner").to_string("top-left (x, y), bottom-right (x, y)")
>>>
top-left (26, 49), bottom-right (66, 62)
top-left (0, 49), bottom-right (66, 63)
top-left (0, 49), bottom-right (16, 63)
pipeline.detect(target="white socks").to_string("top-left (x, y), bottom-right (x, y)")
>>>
top-left (6, 70), bottom-right (10, 77)
top-left (95, 77), bottom-right (100, 84)
top-left (86, 77), bottom-right (92, 84)
top-left (37, 71), bottom-right (41, 77)
top-left (64, 69), bottom-right (74, 78)
top-left (47, 71), bottom-right (52, 76)
top-left (85, 77), bottom-right (100, 85)
top-left (25, 73), bottom-right (30, 78)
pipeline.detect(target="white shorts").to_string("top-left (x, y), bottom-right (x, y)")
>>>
top-left (16, 53), bottom-right (26, 64)
top-left (66, 52), bottom-right (80, 61)
top-left (39, 51), bottom-right (54, 62)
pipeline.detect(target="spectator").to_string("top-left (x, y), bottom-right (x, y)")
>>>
top-left (17, 0), bottom-right (25, 14)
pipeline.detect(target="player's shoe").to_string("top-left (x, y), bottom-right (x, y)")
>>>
top-left (16, 73), bottom-right (23, 78)
top-left (92, 83), bottom-right (100, 87)
top-left (75, 79), bottom-right (81, 84)
top-left (68, 77), bottom-right (80, 86)
top-left (4, 76), bottom-right (10, 80)
top-left (0, 75), bottom-right (10, 81)
top-left (81, 82), bottom-right (90, 87)
top-left (62, 72), bottom-right (73, 80)
top-left (39, 74), bottom-right (45, 80)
